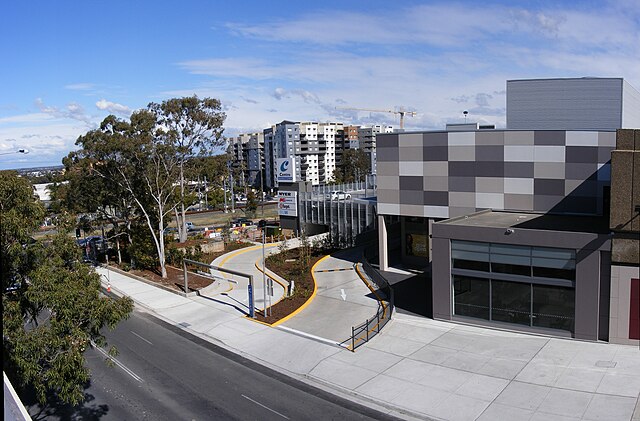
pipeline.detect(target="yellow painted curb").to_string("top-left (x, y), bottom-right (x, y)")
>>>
top-left (354, 264), bottom-right (387, 314)
top-left (253, 261), bottom-right (287, 289)
top-left (270, 253), bottom-right (329, 327)
top-left (244, 315), bottom-right (273, 326)
top-left (217, 244), bottom-right (262, 267)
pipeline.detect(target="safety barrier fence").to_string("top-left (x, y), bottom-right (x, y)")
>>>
top-left (342, 252), bottom-right (394, 351)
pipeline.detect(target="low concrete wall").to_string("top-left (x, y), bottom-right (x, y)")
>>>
top-left (176, 241), bottom-right (224, 254)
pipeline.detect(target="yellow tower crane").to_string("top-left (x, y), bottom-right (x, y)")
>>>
top-left (336, 107), bottom-right (417, 130)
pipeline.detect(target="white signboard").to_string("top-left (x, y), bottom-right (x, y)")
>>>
top-left (276, 158), bottom-right (296, 183)
top-left (277, 191), bottom-right (298, 217)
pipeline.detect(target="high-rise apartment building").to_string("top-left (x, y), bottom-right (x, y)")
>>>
top-left (227, 132), bottom-right (265, 187)
top-left (231, 121), bottom-right (393, 188)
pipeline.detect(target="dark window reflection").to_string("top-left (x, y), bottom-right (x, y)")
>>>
top-left (532, 285), bottom-right (575, 332)
top-left (491, 262), bottom-right (531, 277)
top-left (453, 259), bottom-right (490, 272)
top-left (453, 276), bottom-right (489, 320)
top-left (491, 280), bottom-right (531, 326)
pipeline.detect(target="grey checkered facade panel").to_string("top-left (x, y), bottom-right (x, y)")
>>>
top-left (376, 130), bottom-right (615, 218)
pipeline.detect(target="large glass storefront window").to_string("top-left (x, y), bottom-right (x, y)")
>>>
top-left (453, 276), bottom-right (489, 320)
top-left (451, 241), bottom-right (576, 334)
top-left (532, 285), bottom-right (575, 332)
top-left (491, 280), bottom-right (531, 326)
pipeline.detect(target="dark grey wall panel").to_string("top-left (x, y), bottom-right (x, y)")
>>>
top-left (575, 250), bottom-right (600, 340)
top-left (431, 237), bottom-right (452, 320)
top-left (534, 131), bottom-right (566, 145)
top-left (504, 162), bottom-right (534, 178)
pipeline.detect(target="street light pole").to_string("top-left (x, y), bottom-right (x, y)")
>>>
top-left (262, 228), bottom-right (267, 317)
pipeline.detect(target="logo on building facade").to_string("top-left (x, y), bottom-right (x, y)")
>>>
top-left (276, 158), bottom-right (296, 183)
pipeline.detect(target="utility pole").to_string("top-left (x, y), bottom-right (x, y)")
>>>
top-left (204, 176), bottom-right (208, 210)
top-left (223, 178), bottom-right (228, 213)
top-left (260, 162), bottom-right (265, 217)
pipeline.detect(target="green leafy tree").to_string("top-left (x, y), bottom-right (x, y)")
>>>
top-left (56, 156), bottom-right (137, 265)
top-left (332, 148), bottom-right (371, 183)
top-left (72, 111), bottom-right (180, 278)
top-left (149, 96), bottom-right (226, 243)
top-left (1, 171), bottom-right (133, 407)
top-left (244, 190), bottom-right (258, 219)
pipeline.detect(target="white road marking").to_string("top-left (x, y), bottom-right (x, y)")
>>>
top-left (242, 394), bottom-right (290, 419)
top-left (131, 331), bottom-right (153, 345)
top-left (340, 288), bottom-right (347, 301)
top-left (91, 341), bottom-right (143, 383)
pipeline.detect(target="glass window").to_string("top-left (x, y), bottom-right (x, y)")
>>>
top-left (532, 247), bottom-right (575, 260)
top-left (491, 280), bottom-right (531, 326)
top-left (453, 275), bottom-right (490, 320)
top-left (452, 250), bottom-right (489, 262)
top-left (452, 241), bottom-right (490, 253)
top-left (453, 259), bottom-right (490, 272)
top-left (491, 260), bottom-right (531, 277)
top-left (532, 285), bottom-right (574, 332)
top-left (491, 244), bottom-right (530, 256)
top-left (532, 266), bottom-right (575, 281)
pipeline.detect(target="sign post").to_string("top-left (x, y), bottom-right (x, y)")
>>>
top-left (248, 276), bottom-right (255, 319)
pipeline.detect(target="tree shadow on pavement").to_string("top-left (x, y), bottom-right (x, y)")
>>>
top-left (22, 381), bottom-right (109, 421)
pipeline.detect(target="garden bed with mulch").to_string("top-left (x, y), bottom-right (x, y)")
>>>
top-left (123, 241), bottom-right (255, 293)
top-left (128, 265), bottom-right (214, 293)
top-left (197, 240), bottom-right (255, 266)
top-left (256, 247), bottom-right (331, 324)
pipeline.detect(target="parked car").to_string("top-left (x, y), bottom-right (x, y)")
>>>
top-left (257, 219), bottom-right (267, 228)
top-left (231, 218), bottom-right (253, 227)
top-left (330, 191), bottom-right (352, 200)
top-left (185, 222), bottom-right (195, 231)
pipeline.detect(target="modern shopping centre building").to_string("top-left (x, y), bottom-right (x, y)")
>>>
top-left (376, 78), bottom-right (640, 344)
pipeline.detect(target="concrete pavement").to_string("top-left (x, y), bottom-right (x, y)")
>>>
top-left (197, 243), bottom-right (286, 314)
top-left (97, 248), bottom-right (640, 421)
top-left (279, 247), bottom-right (380, 344)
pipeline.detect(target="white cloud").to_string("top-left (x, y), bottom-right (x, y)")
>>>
top-left (95, 99), bottom-right (131, 116)
top-left (0, 113), bottom-right (53, 124)
top-left (34, 98), bottom-right (94, 126)
top-left (270, 88), bottom-right (320, 104)
top-left (0, 123), bottom-right (83, 170)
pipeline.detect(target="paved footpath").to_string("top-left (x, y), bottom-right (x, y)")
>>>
top-left (279, 247), bottom-right (380, 345)
top-left (97, 250), bottom-right (640, 421)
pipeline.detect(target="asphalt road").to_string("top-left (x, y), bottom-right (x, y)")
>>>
top-left (27, 309), bottom-right (401, 421)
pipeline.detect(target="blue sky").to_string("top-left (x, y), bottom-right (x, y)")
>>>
top-left (1, 0), bottom-right (639, 169)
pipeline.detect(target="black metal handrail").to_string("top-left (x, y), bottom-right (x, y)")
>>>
top-left (342, 257), bottom-right (394, 351)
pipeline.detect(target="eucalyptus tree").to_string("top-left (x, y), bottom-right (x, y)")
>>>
top-left (73, 111), bottom-right (180, 278)
top-left (148, 96), bottom-right (226, 242)
top-left (333, 148), bottom-right (371, 183)
top-left (1, 171), bottom-right (133, 407)
top-left (56, 154), bottom-right (136, 264)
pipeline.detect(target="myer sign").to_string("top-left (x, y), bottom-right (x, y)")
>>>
top-left (276, 158), bottom-right (296, 183)
top-left (277, 191), bottom-right (298, 217)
